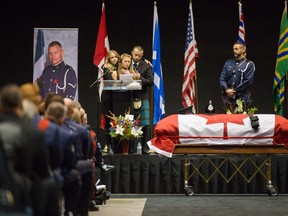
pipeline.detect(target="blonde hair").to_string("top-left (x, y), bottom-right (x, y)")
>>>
top-left (19, 83), bottom-right (42, 107)
top-left (105, 50), bottom-right (120, 71)
top-left (22, 99), bottom-right (37, 123)
top-left (71, 107), bottom-right (81, 124)
top-left (117, 53), bottom-right (132, 78)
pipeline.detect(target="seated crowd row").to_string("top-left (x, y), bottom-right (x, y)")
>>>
top-left (0, 82), bottom-right (113, 216)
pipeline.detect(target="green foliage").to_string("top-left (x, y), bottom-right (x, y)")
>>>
top-left (225, 99), bottom-right (258, 114)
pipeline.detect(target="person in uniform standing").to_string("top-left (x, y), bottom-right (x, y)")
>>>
top-left (219, 41), bottom-right (255, 112)
top-left (63, 98), bottom-right (94, 216)
top-left (36, 41), bottom-right (78, 100)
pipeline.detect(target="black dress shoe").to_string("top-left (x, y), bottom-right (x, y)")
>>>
top-left (88, 200), bottom-right (99, 211)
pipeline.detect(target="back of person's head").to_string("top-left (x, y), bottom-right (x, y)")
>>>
top-left (45, 102), bottom-right (66, 125)
top-left (43, 92), bottom-right (57, 107)
top-left (0, 83), bottom-right (22, 113)
top-left (19, 83), bottom-right (42, 107)
top-left (63, 98), bottom-right (74, 117)
top-left (22, 99), bottom-right (37, 123)
top-left (71, 107), bottom-right (81, 124)
top-left (82, 112), bottom-right (88, 124)
top-left (44, 93), bottom-right (64, 110)
top-left (73, 100), bottom-right (82, 110)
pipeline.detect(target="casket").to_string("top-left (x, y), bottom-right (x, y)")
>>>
top-left (147, 114), bottom-right (288, 158)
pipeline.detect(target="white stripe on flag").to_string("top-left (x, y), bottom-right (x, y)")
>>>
top-left (152, 2), bottom-right (165, 125)
top-left (33, 29), bottom-right (46, 83)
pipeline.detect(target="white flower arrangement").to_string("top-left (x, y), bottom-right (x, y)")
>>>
top-left (107, 110), bottom-right (143, 140)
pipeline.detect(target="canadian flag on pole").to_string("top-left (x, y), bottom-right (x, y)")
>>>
top-left (93, 2), bottom-right (110, 102)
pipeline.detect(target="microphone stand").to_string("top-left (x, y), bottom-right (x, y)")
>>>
top-left (90, 67), bottom-right (110, 88)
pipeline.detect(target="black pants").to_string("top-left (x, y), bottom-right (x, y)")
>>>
top-left (77, 171), bottom-right (93, 216)
top-left (62, 174), bottom-right (81, 215)
top-left (31, 177), bottom-right (61, 216)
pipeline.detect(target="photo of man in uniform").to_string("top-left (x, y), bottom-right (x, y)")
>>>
top-left (33, 28), bottom-right (78, 100)
top-left (36, 41), bottom-right (78, 100)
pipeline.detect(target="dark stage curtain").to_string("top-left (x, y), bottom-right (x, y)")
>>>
top-left (98, 154), bottom-right (288, 194)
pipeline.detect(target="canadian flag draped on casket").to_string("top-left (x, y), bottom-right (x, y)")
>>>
top-left (147, 114), bottom-right (288, 158)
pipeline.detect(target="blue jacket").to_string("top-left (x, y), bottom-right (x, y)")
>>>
top-left (63, 118), bottom-right (94, 175)
top-left (219, 58), bottom-right (255, 101)
top-left (38, 61), bottom-right (77, 100)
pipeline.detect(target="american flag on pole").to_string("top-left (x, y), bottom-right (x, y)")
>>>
top-left (33, 29), bottom-right (46, 83)
top-left (93, 2), bottom-right (110, 102)
top-left (152, 2), bottom-right (165, 125)
top-left (182, 1), bottom-right (198, 114)
top-left (238, 1), bottom-right (246, 45)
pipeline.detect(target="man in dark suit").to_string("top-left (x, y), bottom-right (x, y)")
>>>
top-left (63, 97), bottom-right (94, 216)
top-left (0, 83), bottom-right (55, 215)
top-left (44, 100), bottom-right (81, 216)
top-left (131, 46), bottom-right (154, 153)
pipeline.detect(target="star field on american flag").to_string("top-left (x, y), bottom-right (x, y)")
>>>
top-left (185, 12), bottom-right (193, 50)
top-left (182, 2), bottom-right (198, 113)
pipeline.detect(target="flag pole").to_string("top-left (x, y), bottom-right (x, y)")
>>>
top-left (195, 69), bottom-right (199, 114)
top-left (189, 0), bottom-right (198, 114)
top-left (191, 0), bottom-right (199, 114)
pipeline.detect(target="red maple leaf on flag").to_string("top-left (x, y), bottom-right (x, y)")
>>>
top-left (199, 114), bottom-right (247, 139)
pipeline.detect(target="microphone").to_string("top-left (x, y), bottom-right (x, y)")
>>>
top-left (89, 67), bottom-right (110, 88)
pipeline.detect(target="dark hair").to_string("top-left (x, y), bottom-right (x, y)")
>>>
top-left (0, 83), bottom-right (22, 109)
top-left (46, 102), bottom-right (66, 124)
top-left (234, 41), bottom-right (245, 47)
top-left (133, 46), bottom-right (144, 53)
top-left (44, 92), bottom-right (64, 110)
top-left (48, 41), bottom-right (62, 48)
top-left (234, 41), bottom-right (246, 54)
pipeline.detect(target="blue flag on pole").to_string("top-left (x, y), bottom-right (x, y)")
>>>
top-left (152, 2), bottom-right (165, 125)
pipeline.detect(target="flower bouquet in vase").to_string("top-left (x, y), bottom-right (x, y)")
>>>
top-left (107, 109), bottom-right (143, 155)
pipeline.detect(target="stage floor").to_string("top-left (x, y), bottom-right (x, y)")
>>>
top-left (92, 194), bottom-right (288, 216)
top-left (89, 197), bottom-right (146, 216)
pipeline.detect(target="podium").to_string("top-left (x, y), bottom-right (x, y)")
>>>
top-left (103, 80), bottom-right (142, 153)
top-left (103, 80), bottom-right (142, 116)
top-left (103, 80), bottom-right (142, 91)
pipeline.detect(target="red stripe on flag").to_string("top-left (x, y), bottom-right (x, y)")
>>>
top-left (182, 2), bottom-right (198, 113)
top-left (93, 3), bottom-right (110, 102)
top-left (93, 3), bottom-right (109, 67)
